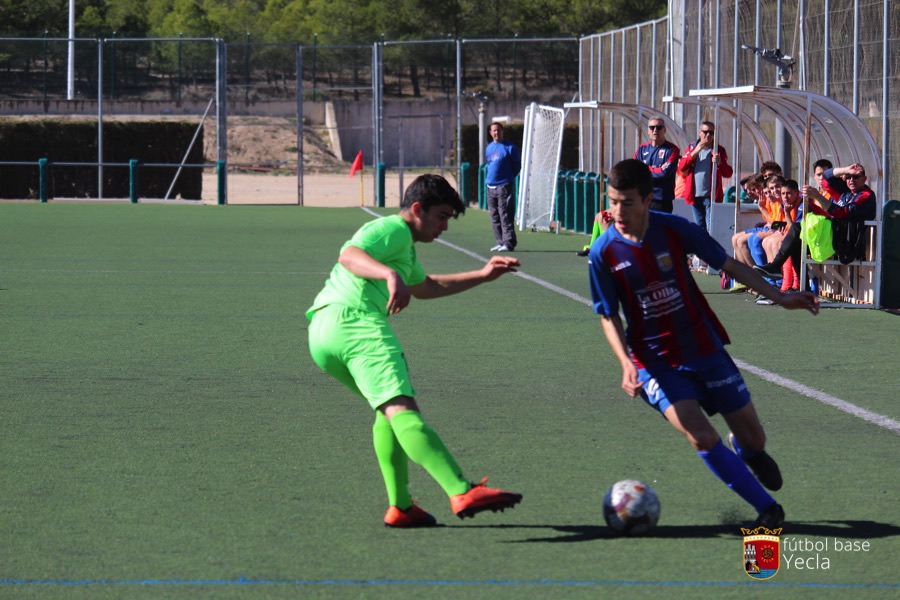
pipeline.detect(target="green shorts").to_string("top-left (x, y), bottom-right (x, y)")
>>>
top-left (308, 304), bottom-right (415, 409)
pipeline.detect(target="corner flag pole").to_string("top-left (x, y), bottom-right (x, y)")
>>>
top-left (349, 150), bottom-right (364, 205)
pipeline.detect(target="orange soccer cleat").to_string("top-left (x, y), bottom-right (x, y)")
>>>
top-left (450, 477), bottom-right (523, 519)
top-left (383, 504), bottom-right (438, 528)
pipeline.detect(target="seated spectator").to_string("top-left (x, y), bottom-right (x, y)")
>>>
top-left (730, 175), bottom-right (783, 288)
top-left (762, 180), bottom-right (803, 293)
top-left (749, 176), bottom-right (795, 266)
top-left (759, 160), bottom-right (784, 181)
top-left (761, 179), bottom-right (803, 265)
top-left (729, 160), bottom-right (783, 258)
top-left (754, 162), bottom-right (871, 282)
top-left (730, 174), bottom-right (766, 265)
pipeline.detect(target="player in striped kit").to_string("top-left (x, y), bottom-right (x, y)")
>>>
top-left (588, 159), bottom-right (820, 528)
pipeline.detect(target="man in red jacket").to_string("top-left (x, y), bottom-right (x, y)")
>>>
top-left (677, 122), bottom-right (734, 232)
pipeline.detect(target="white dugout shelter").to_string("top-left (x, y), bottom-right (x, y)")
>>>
top-left (679, 85), bottom-right (883, 308)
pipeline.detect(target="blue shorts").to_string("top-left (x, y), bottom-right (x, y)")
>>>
top-left (743, 225), bottom-right (769, 234)
top-left (637, 351), bottom-right (750, 417)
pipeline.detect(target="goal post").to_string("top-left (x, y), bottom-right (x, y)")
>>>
top-left (516, 103), bottom-right (565, 232)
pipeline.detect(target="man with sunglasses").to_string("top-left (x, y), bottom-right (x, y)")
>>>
top-left (577, 117), bottom-right (682, 256)
top-left (634, 118), bottom-right (680, 213)
top-left (677, 122), bottom-right (734, 232)
top-left (754, 162), bottom-right (874, 280)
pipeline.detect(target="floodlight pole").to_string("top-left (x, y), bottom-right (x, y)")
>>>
top-left (67, 0), bottom-right (75, 99)
top-left (742, 45), bottom-right (794, 176)
top-left (478, 100), bottom-right (486, 167)
top-left (462, 91), bottom-right (489, 166)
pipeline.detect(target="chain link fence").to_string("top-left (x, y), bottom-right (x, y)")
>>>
top-left (578, 0), bottom-right (898, 203)
top-left (1, 1), bottom-right (894, 203)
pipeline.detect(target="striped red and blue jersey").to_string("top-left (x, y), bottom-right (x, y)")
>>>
top-left (633, 140), bottom-right (680, 204)
top-left (588, 212), bottom-right (731, 369)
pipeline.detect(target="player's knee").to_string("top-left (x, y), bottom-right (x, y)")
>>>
top-left (684, 429), bottom-right (720, 452)
top-left (737, 430), bottom-right (767, 453)
top-left (380, 396), bottom-right (420, 420)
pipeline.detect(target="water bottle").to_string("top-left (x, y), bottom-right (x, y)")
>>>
top-left (810, 277), bottom-right (819, 294)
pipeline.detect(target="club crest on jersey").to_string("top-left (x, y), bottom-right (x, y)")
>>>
top-left (742, 526), bottom-right (782, 580)
top-left (656, 252), bottom-right (674, 271)
top-left (658, 149), bottom-right (666, 159)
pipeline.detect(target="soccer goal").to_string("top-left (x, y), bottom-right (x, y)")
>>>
top-left (516, 103), bottom-right (565, 232)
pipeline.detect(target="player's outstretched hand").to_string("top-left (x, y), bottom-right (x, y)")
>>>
top-left (777, 290), bottom-right (820, 316)
top-left (482, 255), bottom-right (520, 282)
top-left (386, 271), bottom-right (411, 315)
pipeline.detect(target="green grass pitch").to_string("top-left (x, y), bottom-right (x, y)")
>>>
top-left (1, 202), bottom-right (898, 599)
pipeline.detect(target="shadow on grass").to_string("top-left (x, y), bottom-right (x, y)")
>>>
top-left (443, 520), bottom-right (900, 543)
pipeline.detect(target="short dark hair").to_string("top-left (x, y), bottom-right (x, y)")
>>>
top-left (760, 160), bottom-right (783, 176)
top-left (490, 122), bottom-right (504, 130)
top-left (812, 159), bottom-right (833, 171)
top-left (608, 159), bottom-right (653, 198)
top-left (782, 179), bottom-right (799, 192)
top-left (401, 174), bottom-right (466, 217)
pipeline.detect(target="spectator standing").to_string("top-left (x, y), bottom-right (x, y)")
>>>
top-left (579, 116), bottom-right (680, 256)
top-left (485, 122), bottom-right (521, 252)
top-left (677, 122), bottom-right (734, 231)
top-left (633, 117), bottom-right (680, 213)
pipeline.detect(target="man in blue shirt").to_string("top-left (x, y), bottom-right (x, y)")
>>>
top-left (633, 117), bottom-right (680, 213)
top-left (485, 122), bottom-right (522, 252)
top-left (588, 159), bottom-right (820, 529)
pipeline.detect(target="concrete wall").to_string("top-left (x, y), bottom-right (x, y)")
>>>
top-left (2, 98), bottom-right (579, 169)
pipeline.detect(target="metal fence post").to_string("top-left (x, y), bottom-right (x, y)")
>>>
top-left (460, 162), bottom-right (470, 204)
top-left (297, 44), bottom-right (304, 206)
top-left (217, 160), bottom-right (226, 205)
top-left (129, 159), bottom-right (139, 203)
top-left (376, 162), bottom-right (386, 208)
top-left (216, 39), bottom-right (227, 204)
top-left (38, 158), bottom-right (49, 202)
top-left (478, 164), bottom-right (487, 210)
top-left (97, 38), bottom-right (104, 200)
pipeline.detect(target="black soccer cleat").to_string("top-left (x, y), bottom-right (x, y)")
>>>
top-left (726, 433), bottom-right (783, 491)
top-left (744, 450), bottom-right (783, 491)
top-left (754, 502), bottom-right (785, 529)
top-left (753, 263), bottom-right (784, 280)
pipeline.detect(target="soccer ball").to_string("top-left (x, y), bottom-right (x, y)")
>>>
top-left (602, 479), bottom-right (661, 536)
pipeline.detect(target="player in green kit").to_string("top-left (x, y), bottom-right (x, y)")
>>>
top-left (307, 174), bottom-right (523, 528)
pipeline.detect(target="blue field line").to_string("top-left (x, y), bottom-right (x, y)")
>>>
top-left (2, 578), bottom-right (898, 588)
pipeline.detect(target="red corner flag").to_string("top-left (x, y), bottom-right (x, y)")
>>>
top-left (349, 150), bottom-right (363, 178)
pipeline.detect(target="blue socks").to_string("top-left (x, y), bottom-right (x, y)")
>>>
top-left (748, 233), bottom-right (768, 266)
top-left (698, 439), bottom-right (775, 512)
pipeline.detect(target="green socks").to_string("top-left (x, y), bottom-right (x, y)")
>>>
top-left (372, 411), bottom-right (412, 508)
top-left (385, 410), bottom-right (469, 497)
top-left (590, 219), bottom-right (602, 246)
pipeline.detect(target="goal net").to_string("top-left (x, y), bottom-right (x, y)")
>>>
top-left (516, 103), bottom-right (565, 232)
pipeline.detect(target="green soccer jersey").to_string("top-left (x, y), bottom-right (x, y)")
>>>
top-left (306, 214), bottom-right (427, 319)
